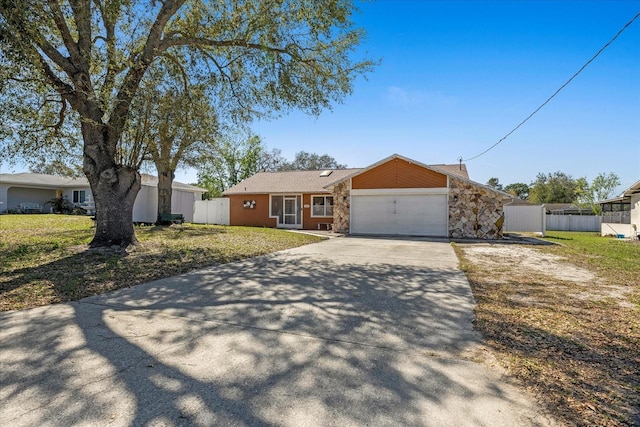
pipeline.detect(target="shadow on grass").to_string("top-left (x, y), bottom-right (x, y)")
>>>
top-left (136, 223), bottom-right (229, 239)
top-left (542, 235), bottom-right (574, 241)
top-left (470, 279), bottom-right (640, 426)
top-left (0, 241), bottom-right (547, 426)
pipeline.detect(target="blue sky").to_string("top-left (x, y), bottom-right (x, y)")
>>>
top-left (4, 1), bottom-right (638, 192)
top-left (199, 0), bottom-right (639, 192)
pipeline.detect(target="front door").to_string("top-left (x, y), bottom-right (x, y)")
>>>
top-left (281, 195), bottom-right (302, 229)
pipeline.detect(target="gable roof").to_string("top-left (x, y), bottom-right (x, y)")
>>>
top-left (0, 173), bottom-right (206, 193)
top-left (322, 154), bottom-right (467, 188)
top-left (427, 163), bottom-right (469, 180)
top-left (324, 154), bottom-right (511, 199)
top-left (224, 169), bottom-right (362, 195)
top-left (223, 154), bottom-right (512, 198)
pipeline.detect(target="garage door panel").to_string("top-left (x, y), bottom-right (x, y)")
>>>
top-left (351, 194), bottom-right (447, 236)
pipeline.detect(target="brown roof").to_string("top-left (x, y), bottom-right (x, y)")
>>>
top-left (223, 156), bottom-right (474, 196)
top-left (428, 163), bottom-right (469, 180)
top-left (505, 198), bottom-right (533, 206)
top-left (224, 169), bottom-right (362, 195)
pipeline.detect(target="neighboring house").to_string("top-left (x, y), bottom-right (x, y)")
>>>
top-left (543, 203), bottom-right (595, 216)
top-left (224, 154), bottom-right (511, 239)
top-left (504, 198), bottom-right (534, 206)
top-left (598, 180), bottom-right (640, 238)
top-left (0, 173), bottom-right (206, 223)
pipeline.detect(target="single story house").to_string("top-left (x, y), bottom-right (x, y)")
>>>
top-left (543, 203), bottom-right (595, 216)
top-left (224, 154), bottom-right (512, 239)
top-left (0, 173), bottom-right (206, 223)
top-left (598, 179), bottom-right (640, 238)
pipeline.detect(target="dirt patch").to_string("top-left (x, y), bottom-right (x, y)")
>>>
top-left (461, 244), bottom-right (632, 308)
top-left (462, 245), bottom-right (594, 283)
top-left (454, 242), bottom-right (640, 427)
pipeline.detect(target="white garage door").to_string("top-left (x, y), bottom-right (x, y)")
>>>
top-left (351, 193), bottom-right (448, 236)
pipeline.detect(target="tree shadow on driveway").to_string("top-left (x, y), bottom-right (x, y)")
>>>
top-left (0, 245), bottom-right (552, 426)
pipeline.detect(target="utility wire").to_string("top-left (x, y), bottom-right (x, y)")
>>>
top-left (462, 11), bottom-right (640, 162)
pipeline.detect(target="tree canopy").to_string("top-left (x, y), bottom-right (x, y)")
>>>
top-left (197, 141), bottom-right (348, 197)
top-left (197, 133), bottom-right (267, 198)
top-left (29, 159), bottom-right (83, 178)
top-left (504, 183), bottom-right (530, 200)
top-left (486, 177), bottom-right (502, 190)
top-left (0, 0), bottom-right (375, 246)
top-left (278, 151), bottom-right (347, 171)
top-left (510, 171), bottom-right (620, 208)
top-left (528, 172), bottom-right (581, 204)
top-left (575, 172), bottom-right (621, 214)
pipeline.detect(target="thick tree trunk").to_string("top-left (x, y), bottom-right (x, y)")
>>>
top-left (83, 125), bottom-right (141, 248)
top-left (156, 169), bottom-right (175, 225)
top-left (89, 167), bottom-right (141, 247)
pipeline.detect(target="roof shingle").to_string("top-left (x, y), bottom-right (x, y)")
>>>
top-left (223, 159), bottom-right (471, 195)
top-left (224, 169), bottom-right (362, 195)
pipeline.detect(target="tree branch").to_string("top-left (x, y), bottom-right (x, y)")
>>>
top-left (109, 0), bottom-right (185, 154)
top-left (47, 0), bottom-right (81, 61)
top-left (94, 0), bottom-right (119, 106)
top-left (160, 37), bottom-right (295, 58)
top-left (157, 52), bottom-right (190, 93)
top-left (68, 0), bottom-right (92, 66)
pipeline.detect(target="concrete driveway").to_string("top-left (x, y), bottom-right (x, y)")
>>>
top-left (0, 237), bottom-right (555, 426)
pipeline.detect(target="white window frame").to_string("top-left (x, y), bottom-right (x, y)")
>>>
top-left (311, 195), bottom-right (334, 218)
top-left (72, 190), bottom-right (86, 204)
top-left (269, 194), bottom-right (303, 228)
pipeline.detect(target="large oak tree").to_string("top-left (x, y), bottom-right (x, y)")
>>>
top-left (0, 0), bottom-right (374, 246)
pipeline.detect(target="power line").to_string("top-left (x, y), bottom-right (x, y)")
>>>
top-left (462, 11), bottom-right (640, 163)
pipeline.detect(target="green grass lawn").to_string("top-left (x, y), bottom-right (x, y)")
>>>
top-left (541, 231), bottom-right (639, 293)
top-left (0, 214), bottom-right (322, 311)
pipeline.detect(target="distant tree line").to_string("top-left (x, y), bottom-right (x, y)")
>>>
top-left (486, 172), bottom-right (621, 214)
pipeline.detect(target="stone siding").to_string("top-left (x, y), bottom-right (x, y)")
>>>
top-left (449, 177), bottom-right (505, 239)
top-left (332, 181), bottom-right (351, 233)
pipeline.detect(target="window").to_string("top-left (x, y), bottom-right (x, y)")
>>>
top-left (270, 195), bottom-right (284, 223)
top-left (311, 196), bottom-right (334, 217)
top-left (72, 190), bottom-right (86, 204)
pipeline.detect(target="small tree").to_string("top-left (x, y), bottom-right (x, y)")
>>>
top-left (123, 62), bottom-right (218, 223)
top-left (528, 172), bottom-right (579, 204)
top-left (486, 177), bottom-right (502, 190)
top-left (575, 172), bottom-right (621, 214)
top-left (504, 183), bottom-right (529, 200)
top-left (197, 133), bottom-right (268, 198)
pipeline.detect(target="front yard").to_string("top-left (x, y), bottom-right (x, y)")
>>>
top-left (3, 215), bottom-right (638, 425)
top-left (455, 232), bottom-right (639, 427)
top-left (0, 215), bottom-right (321, 311)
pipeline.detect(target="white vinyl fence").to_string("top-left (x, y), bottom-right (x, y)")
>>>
top-left (546, 215), bottom-right (601, 232)
top-left (193, 198), bottom-right (230, 225)
top-left (504, 205), bottom-right (546, 235)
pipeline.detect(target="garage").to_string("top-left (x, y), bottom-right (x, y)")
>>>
top-left (350, 191), bottom-right (448, 236)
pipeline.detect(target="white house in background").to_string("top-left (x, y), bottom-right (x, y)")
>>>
top-left (598, 180), bottom-right (640, 238)
top-left (0, 173), bottom-right (206, 223)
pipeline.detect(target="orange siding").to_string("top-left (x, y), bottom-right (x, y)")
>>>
top-left (303, 194), bottom-right (334, 230)
top-left (228, 194), bottom-right (276, 227)
top-left (228, 193), bottom-right (334, 230)
top-left (352, 158), bottom-right (447, 189)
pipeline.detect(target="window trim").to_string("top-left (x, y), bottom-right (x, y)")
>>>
top-left (72, 190), bottom-right (86, 204)
top-left (311, 195), bottom-right (334, 218)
